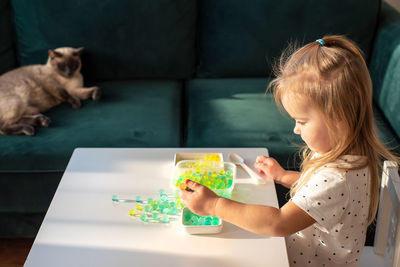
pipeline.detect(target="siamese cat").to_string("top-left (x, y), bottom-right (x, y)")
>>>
top-left (0, 47), bottom-right (101, 136)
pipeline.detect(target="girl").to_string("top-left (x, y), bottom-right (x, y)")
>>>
top-left (180, 35), bottom-right (400, 266)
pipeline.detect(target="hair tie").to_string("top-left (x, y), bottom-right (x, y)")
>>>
top-left (315, 39), bottom-right (325, 46)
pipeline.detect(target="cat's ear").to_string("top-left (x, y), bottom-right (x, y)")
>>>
top-left (74, 47), bottom-right (84, 56)
top-left (48, 50), bottom-right (62, 59)
top-left (48, 49), bottom-right (55, 59)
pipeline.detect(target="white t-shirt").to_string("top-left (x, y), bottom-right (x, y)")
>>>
top-left (286, 155), bottom-right (371, 267)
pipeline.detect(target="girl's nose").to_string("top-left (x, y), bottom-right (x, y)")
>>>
top-left (293, 125), bottom-right (300, 135)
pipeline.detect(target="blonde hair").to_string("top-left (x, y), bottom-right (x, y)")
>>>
top-left (268, 35), bottom-right (399, 226)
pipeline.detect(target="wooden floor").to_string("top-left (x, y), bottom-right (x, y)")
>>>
top-left (0, 239), bottom-right (34, 267)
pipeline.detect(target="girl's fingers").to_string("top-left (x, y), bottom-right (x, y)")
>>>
top-left (179, 187), bottom-right (191, 203)
top-left (254, 162), bottom-right (265, 171)
top-left (256, 155), bottom-right (269, 164)
top-left (255, 155), bottom-right (265, 163)
top-left (254, 162), bottom-right (260, 169)
top-left (185, 179), bottom-right (201, 191)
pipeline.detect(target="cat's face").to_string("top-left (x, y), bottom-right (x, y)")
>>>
top-left (48, 47), bottom-right (83, 78)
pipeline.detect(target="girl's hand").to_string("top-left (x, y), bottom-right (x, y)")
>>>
top-left (179, 179), bottom-right (221, 216)
top-left (254, 156), bottom-right (285, 182)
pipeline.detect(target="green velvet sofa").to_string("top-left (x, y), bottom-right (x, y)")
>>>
top-left (0, 0), bottom-right (399, 238)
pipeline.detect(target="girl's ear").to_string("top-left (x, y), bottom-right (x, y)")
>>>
top-left (332, 118), bottom-right (349, 144)
top-left (336, 118), bottom-right (348, 133)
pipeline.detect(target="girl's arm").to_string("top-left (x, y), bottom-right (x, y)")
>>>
top-left (180, 180), bottom-right (316, 237)
top-left (274, 171), bottom-right (301, 188)
top-left (254, 156), bottom-right (301, 188)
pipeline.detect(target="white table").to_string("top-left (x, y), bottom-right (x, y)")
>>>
top-left (24, 148), bottom-right (289, 267)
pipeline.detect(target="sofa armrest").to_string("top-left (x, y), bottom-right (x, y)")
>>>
top-left (369, 2), bottom-right (400, 138)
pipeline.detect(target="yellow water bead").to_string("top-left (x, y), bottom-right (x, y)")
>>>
top-left (180, 183), bottom-right (187, 190)
top-left (205, 154), bottom-right (221, 161)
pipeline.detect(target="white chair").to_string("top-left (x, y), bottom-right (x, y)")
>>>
top-left (360, 161), bottom-right (400, 267)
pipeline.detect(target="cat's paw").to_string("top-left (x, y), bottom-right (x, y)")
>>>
top-left (38, 115), bottom-right (51, 127)
top-left (22, 125), bottom-right (35, 136)
top-left (70, 98), bottom-right (81, 109)
top-left (91, 86), bottom-right (101, 100)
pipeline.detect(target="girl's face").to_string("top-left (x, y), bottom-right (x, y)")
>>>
top-left (282, 95), bottom-right (333, 154)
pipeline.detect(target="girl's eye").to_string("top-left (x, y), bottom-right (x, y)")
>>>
top-left (296, 121), bottom-right (306, 125)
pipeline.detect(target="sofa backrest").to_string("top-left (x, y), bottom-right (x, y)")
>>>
top-left (8, 0), bottom-right (381, 80)
top-left (11, 0), bottom-right (197, 81)
top-left (197, 0), bottom-right (381, 78)
top-left (369, 3), bottom-right (400, 140)
top-left (0, 0), bottom-right (16, 75)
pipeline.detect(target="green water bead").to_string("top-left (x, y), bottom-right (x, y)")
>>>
top-left (170, 207), bottom-right (178, 215)
top-left (147, 198), bottom-right (153, 204)
top-left (152, 212), bottom-right (159, 220)
top-left (112, 195), bottom-right (118, 201)
top-left (158, 203), bottom-right (166, 211)
top-left (183, 209), bottom-right (222, 226)
top-left (160, 215), bottom-right (169, 223)
top-left (140, 214), bottom-right (148, 222)
top-left (144, 205), bottom-right (151, 212)
top-left (190, 216), bottom-right (199, 225)
top-left (160, 194), bottom-right (168, 202)
top-left (212, 217), bottom-right (220, 225)
top-left (162, 208), bottom-right (171, 214)
top-left (136, 196), bottom-right (143, 203)
top-left (218, 181), bottom-right (227, 189)
top-left (198, 217), bottom-right (205, 225)
top-left (184, 211), bottom-right (192, 221)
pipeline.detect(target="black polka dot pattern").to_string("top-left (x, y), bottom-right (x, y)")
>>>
top-left (286, 155), bottom-right (370, 266)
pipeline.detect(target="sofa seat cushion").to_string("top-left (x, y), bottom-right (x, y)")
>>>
top-left (0, 80), bottom-right (182, 172)
top-left (185, 78), bottom-right (400, 169)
